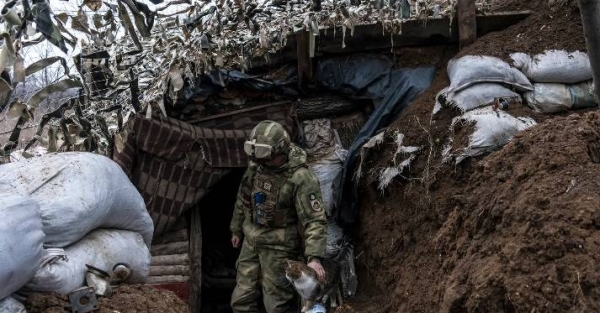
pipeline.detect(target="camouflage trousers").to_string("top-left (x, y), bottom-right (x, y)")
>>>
top-left (231, 240), bottom-right (299, 313)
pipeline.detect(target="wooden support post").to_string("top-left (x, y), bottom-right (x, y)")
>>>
top-left (577, 0), bottom-right (600, 101)
top-left (296, 30), bottom-right (313, 88)
top-left (457, 0), bottom-right (477, 49)
top-left (189, 207), bottom-right (202, 313)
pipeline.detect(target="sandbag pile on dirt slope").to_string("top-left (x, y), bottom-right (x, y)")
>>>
top-left (435, 111), bottom-right (600, 313)
top-left (347, 1), bottom-right (594, 312)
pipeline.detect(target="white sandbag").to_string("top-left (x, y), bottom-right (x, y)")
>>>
top-left (25, 229), bottom-right (151, 294)
top-left (308, 149), bottom-right (347, 217)
top-left (0, 152), bottom-right (154, 247)
top-left (438, 83), bottom-right (522, 113)
top-left (447, 55), bottom-right (533, 93)
top-left (303, 119), bottom-right (338, 158)
top-left (0, 297), bottom-right (26, 313)
top-left (511, 50), bottom-right (592, 83)
top-left (524, 81), bottom-right (597, 113)
top-left (447, 107), bottom-right (536, 164)
top-left (0, 182), bottom-right (45, 300)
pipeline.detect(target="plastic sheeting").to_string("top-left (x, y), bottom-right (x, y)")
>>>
top-left (182, 67), bottom-right (298, 102)
top-left (316, 54), bottom-right (436, 226)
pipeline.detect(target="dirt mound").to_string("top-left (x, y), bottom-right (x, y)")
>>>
top-left (436, 111), bottom-right (600, 312)
top-left (350, 0), bottom-right (597, 311)
top-left (25, 285), bottom-right (188, 313)
top-left (460, 1), bottom-right (586, 62)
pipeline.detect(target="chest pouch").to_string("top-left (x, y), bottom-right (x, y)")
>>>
top-left (252, 173), bottom-right (288, 227)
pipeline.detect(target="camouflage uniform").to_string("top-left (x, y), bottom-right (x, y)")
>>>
top-left (230, 121), bottom-right (327, 313)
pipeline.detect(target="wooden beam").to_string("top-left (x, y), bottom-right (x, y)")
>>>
top-left (297, 30), bottom-right (313, 88)
top-left (147, 275), bottom-right (190, 284)
top-left (248, 11), bottom-right (531, 68)
top-left (189, 207), bottom-right (202, 313)
top-left (458, 0), bottom-right (477, 49)
top-left (151, 254), bottom-right (190, 266)
top-left (151, 242), bottom-right (189, 256)
top-left (187, 101), bottom-right (291, 125)
top-left (150, 265), bottom-right (190, 276)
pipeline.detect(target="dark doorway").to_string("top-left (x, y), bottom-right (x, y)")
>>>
top-left (200, 169), bottom-right (245, 313)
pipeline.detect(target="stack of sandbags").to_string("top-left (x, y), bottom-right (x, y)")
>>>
top-left (436, 55), bottom-right (537, 164)
top-left (303, 119), bottom-right (348, 218)
top-left (511, 50), bottom-right (597, 113)
top-left (0, 183), bottom-right (45, 301)
top-left (0, 152), bottom-right (154, 304)
top-left (303, 119), bottom-right (357, 298)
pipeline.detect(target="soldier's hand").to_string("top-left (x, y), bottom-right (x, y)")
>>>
top-left (231, 235), bottom-right (241, 248)
top-left (308, 260), bottom-right (325, 283)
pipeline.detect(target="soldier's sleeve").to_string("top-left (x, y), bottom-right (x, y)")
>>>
top-left (294, 168), bottom-right (327, 261)
top-left (230, 167), bottom-right (253, 237)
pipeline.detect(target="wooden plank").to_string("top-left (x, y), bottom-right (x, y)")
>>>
top-left (249, 11), bottom-right (531, 68)
top-left (151, 254), bottom-right (190, 266)
top-left (189, 207), bottom-right (202, 313)
top-left (297, 95), bottom-right (359, 120)
top-left (297, 30), bottom-right (313, 88)
top-left (151, 242), bottom-right (189, 256)
top-left (316, 19), bottom-right (458, 55)
top-left (153, 229), bottom-right (189, 245)
top-left (146, 275), bottom-right (190, 284)
top-left (150, 265), bottom-right (190, 276)
top-left (458, 0), bottom-right (477, 49)
top-left (475, 11), bottom-right (531, 35)
top-left (187, 101), bottom-right (291, 125)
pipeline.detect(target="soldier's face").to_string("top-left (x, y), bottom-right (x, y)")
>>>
top-left (256, 154), bottom-right (287, 168)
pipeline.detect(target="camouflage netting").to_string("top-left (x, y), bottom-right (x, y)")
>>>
top-left (0, 0), bottom-right (497, 161)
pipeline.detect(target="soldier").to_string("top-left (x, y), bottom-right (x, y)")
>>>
top-left (230, 120), bottom-right (328, 313)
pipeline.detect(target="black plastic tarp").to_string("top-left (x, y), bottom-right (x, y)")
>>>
top-left (182, 66), bottom-right (298, 101)
top-left (317, 54), bottom-right (436, 227)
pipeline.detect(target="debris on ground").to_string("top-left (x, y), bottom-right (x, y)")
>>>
top-left (25, 285), bottom-right (188, 313)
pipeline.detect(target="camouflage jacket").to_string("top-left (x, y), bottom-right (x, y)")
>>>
top-left (230, 144), bottom-right (327, 261)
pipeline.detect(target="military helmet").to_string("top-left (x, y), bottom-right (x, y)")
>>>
top-left (244, 120), bottom-right (291, 160)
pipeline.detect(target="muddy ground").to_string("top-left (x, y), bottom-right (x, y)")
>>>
top-left (346, 0), bottom-right (597, 312)
top-left (24, 285), bottom-right (188, 313)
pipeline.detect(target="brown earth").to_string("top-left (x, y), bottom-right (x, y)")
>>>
top-left (437, 110), bottom-right (600, 313)
top-left (459, 0), bottom-right (586, 63)
top-left (25, 285), bottom-right (188, 313)
top-left (350, 0), bottom-right (597, 312)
